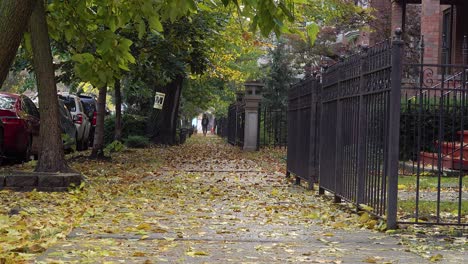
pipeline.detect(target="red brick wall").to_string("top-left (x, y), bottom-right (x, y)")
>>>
top-left (391, 1), bottom-right (403, 35)
top-left (421, 0), bottom-right (441, 64)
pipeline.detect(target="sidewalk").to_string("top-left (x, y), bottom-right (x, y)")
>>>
top-left (34, 135), bottom-right (465, 263)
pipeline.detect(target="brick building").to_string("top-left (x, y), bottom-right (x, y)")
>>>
top-left (391, 0), bottom-right (468, 65)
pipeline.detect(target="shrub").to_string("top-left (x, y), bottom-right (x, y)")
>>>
top-left (104, 140), bottom-right (125, 155)
top-left (399, 98), bottom-right (468, 161)
top-left (125, 135), bottom-right (150, 148)
top-left (104, 114), bottom-right (148, 145)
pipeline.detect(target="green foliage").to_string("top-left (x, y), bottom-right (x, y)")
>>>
top-left (104, 114), bottom-right (147, 145)
top-left (262, 40), bottom-right (296, 109)
top-left (44, 0), bottom-right (299, 89)
top-left (124, 135), bottom-right (150, 148)
top-left (399, 98), bottom-right (468, 161)
top-left (61, 133), bottom-right (76, 151)
top-left (104, 140), bottom-right (125, 155)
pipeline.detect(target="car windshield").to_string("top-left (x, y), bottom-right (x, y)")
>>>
top-left (0, 95), bottom-right (16, 110)
top-left (59, 95), bottom-right (76, 112)
top-left (80, 99), bottom-right (96, 113)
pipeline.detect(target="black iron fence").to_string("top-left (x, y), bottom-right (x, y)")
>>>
top-left (219, 32), bottom-right (467, 227)
top-left (227, 102), bottom-right (245, 147)
top-left (258, 106), bottom-right (287, 148)
top-left (318, 36), bottom-right (402, 228)
top-left (286, 78), bottom-right (321, 188)
top-left (287, 32), bottom-right (466, 227)
top-left (399, 62), bottom-right (468, 226)
top-left (216, 117), bottom-right (228, 138)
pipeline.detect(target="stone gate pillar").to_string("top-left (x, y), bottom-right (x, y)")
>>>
top-left (242, 81), bottom-right (263, 151)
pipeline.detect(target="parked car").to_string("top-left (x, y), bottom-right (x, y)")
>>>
top-left (0, 120), bottom-right (4, 164)
top-left (58, 99), bottom-right (77, 152)
top-left (78, 94), bottom-right (97, 146)
top-left (0, 92), bottom-right (40, 161)
top-left (58, 93), bottom-right (91, 151)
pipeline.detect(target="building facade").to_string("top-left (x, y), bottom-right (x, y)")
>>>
top-left (391, 0), bottom-right (468, 65)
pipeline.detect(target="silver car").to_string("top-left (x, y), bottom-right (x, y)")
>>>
top-left (58, 93), bottom-right (91, 151)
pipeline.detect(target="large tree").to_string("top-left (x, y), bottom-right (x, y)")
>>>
top-left (30, 1), bottom-right (72, 172)
top-left (0, 0), bottom-right (37, 86)
top-left (0, 0), bottom-right (363, 162)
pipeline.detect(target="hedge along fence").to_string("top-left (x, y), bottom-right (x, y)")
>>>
top-left (399, 93), bottom-right (468, 162)
top-left (104, 114), bottom-right (148, 145)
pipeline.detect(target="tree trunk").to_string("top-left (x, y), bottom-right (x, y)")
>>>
top-left (0, 0), bottom-right (37, 86)
top-left (114, 79), bottom-right (122, 141)
top-left (148, 76), bottom-right (184, 145)
top-left (30, 1), bottom-right (72, 173)
top-left (90, 86), bottom-right (107, 158)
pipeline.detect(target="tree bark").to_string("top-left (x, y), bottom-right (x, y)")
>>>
top-left (0, 0), bottom-right (37, 87)
top-left (148, 76), bottom-right (184, 145)
top-left (114, 79), bottom-right (122, 141)
top-left (30, 1), bottom-right (72, 173)
top-left (90, 86), bottom-right (107, 158)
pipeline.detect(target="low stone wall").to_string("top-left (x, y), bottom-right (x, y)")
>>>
top-left (0, 171), bottom-right (82, 192)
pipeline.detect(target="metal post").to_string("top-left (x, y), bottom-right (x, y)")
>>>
top-left (415, 35), bottom-right (425, 222)
top-left (387, 29), bottom-right (404, 230)
top-left (463, 35), bottom-right (468, 65)
top-left (333, 56), bottom-right (345, 202)
top-left (356, 45), bottom-right (369, 206)
top-left (442, 34), bottom-right (448, 65)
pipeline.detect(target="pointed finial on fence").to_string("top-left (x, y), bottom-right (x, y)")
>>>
top-left (419, 35), bottom-right (425, 50)
top-left (442, 33), bottom-right (447, 49)
top-left (339, 55), bottom-right (345, 62)
top-left (419, 35), bottom-right (425, 64)
top-left (394, 28), bottom-right (402, 41)
top-left (361, 44), bottom-right (369, 53)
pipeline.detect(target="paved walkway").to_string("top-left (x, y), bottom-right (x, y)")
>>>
top-left (36, 136), bottom-right (465, 263)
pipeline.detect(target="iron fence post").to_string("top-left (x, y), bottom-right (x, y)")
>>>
top-left (387, 29), bottom-right (404, 229)
top-left (333, 56), bottom-right (345, 203)
top-left (356, 45), bottom-right (369, 206)
top-left (463, 35), bottom-right (468, 65)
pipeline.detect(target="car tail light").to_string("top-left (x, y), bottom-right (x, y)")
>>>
top-left (92, 111), bottom-right (97, 126)
top-left (1, 117), bottom-right (21, 125)
top-left (74, 113), bottom-right (83, 124)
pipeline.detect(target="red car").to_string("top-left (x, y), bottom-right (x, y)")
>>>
top-left (0, 92), bottom-right (40, 161)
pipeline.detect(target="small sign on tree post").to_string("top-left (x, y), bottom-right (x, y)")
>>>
top-left (153, 92), bottom-right (165, 109)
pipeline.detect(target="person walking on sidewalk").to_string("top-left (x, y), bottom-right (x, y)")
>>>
top-left (202, 114), bottom-right (209, 136)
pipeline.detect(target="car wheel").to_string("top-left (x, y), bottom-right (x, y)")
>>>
top-left (76, 136), bottom-right (83, 151)
top-left (82, 135), bottom-right (89, 150)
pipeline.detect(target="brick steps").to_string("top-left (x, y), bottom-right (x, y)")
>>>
top-left (420, 130), bottom-right (468, 170)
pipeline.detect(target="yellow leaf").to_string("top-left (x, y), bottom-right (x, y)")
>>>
top-left (137, 223), bottom-right (152, 231)
top-left (359, 204), bottom-right (374, 211)
top-left (187, 251), bottom-right (209, 257)
top-left (332, 222), bottom-right (347, 229)
top-left (305, 212), bottom-right (320, 219)
top-left (271, 188), bottom-right (279, 196)
top-left (323, 233), bottom-right (334, 237)
top-left (363, 257), bottom-right (377, 263)
top-left (366, 220), bottom-right (377, 229)
top-left (430, 254), bottom-right (443, 262)
top-left (359, 212), bottom-right (370, 223)
top-left (133, 252), bottom-right (146, 257)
